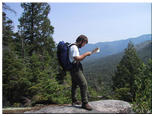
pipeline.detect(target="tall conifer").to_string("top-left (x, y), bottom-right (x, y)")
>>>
top-left (18, 3), bottom-right (55, 56)
top-left (112, 42), bottom-right (142, 101)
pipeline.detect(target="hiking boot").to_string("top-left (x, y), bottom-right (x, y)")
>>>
top-left (72, 101), bottom-right (82, 106)
top-left (82, 103), bottom-right (93, 111)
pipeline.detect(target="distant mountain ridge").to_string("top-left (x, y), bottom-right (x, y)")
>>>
top-left (82, 40), bottom-right (152, 93)
top-left (80, 34), bottom-right (152, 61)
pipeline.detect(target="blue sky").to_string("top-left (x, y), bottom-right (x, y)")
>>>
top-left (4, 2), bottom-right (152, 44)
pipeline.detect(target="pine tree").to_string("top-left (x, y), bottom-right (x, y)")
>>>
top-left (112, 42), bottom-right (142, 101)
top-left (3, 50), bottom-right (31, 106)
top-left (17, 3), bottom-right (62, 105)
top-left (3, 4), bottom-right (15, 106)
top-left (133, 59), bottom-right (152, 113)
top-left (18, 3), bottom-right (55, 56)
top-left (2, 8), bottom-right (14, 48)
top-left (3, 4), bottom-right (31, 107)
top-left (3, 3), bottom-right (71, 106)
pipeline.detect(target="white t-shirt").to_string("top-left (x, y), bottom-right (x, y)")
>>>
top-left (69, 45), bottom-right (79, 63)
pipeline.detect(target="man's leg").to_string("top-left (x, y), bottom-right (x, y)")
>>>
top-left (76, 70), bottom-right (92, 110)
top-left (71, 79), bottom-right (78, 102)
top-left (71, 69), bottom-right (92, 110)
top-left (70, 71), bottom-right (80, 104)
top-left (76, 70), bottom-right (88, 104)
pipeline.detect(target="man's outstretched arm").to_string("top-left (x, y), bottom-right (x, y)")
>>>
top-left (73, 52), bottom-right (92, 61)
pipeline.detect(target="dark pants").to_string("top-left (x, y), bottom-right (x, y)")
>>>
top-left (70, 63), bottom-right (88, 104)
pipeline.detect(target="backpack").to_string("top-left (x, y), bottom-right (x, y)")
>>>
top-left (57, 41), bottom-right (76, 71)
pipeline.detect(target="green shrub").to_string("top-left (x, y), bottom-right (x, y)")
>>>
top-left (114, 88), bottom-right (132, 102)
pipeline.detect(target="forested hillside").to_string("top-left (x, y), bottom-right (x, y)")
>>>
top-left (83, 40), bottom-right (152, 93)
top-left (3, 3), bottom-right (58, 107)
top-left (3, 3), bottom-right (75, 108)
top-left (3, 3), bottom-right (99, 108)
top-left (2, 3), bottom-right (152, 114)
top-left (83, 40), bottom-right (152, 113)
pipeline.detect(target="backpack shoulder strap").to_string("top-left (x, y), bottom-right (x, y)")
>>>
top-left (69, 43), bottom-right (76, 48)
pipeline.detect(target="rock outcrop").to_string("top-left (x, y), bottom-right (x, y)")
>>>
top-left (24, 100), bottom-right (133, 114)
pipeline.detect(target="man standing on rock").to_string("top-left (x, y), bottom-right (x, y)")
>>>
top-left (69, 35), bottom-right (92, 110)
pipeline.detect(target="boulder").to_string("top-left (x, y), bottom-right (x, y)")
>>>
top-left (24, 100), bottom-right (133, 114)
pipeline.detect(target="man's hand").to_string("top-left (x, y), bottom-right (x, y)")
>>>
top-left (91, 48), bottom-right (99, 54)
top-left (86, 51), bottom-right (92, 56)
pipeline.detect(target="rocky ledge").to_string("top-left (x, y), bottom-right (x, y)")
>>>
top-left (24, 100), bottom-right (133, 114)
